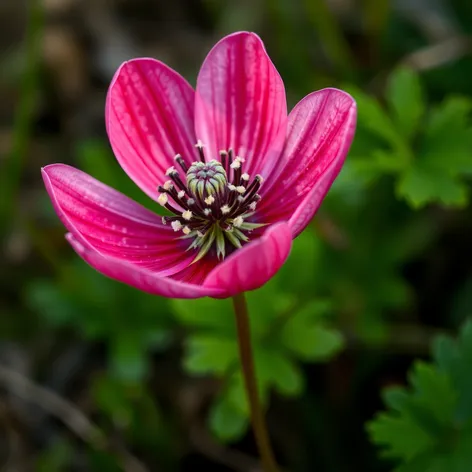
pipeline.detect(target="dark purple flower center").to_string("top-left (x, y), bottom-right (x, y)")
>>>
top-left (157, 141), bottom-right (265, 262)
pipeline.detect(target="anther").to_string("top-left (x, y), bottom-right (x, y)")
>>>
top-left (178, 190), bottom-right (185, 199)
top-left (171, 221), bottom-right (182, 232)
top-left (182, 210), bottom-right (193, 221)
top-left (241, 173), bottom-right (250, 181)
top-left (230, 159), bottom-right (241, 170)
top-left (203, 208), bottom-right (212, 216)
top-left (204, 195), bottom-right (215, 205)
top-left (163, 180), bottom-right (174, 190)
top-left (166, 166), bottom-right (177, 176)
top-left (236, 186), bottom-right (246, 194)
top-left (221, 205), bottom-right (231, 214)
top-left (233, 216), bottom-right (244, 228)
top-left (157, 193), bottom-right (168, 206)
top-left (182, 226), bottom-right (191, 235)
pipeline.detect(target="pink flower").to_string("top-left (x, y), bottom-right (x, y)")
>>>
top-left (42, 32), bottom-right (356, 299)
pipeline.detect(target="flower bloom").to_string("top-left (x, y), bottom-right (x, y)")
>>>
top-left (42, 32), bottom-right (356, 299)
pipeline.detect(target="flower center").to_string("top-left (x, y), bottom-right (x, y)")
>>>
top-left (157, 141), bottom-right (265, 262)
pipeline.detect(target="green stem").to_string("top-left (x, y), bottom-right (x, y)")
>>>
top-left (232, 293), bottom-right (280, 472)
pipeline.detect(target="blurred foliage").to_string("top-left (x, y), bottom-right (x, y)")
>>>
top-left (1, 0), bottom-right (472, 471)
top-left (344, 67), bottom-right (472, 208)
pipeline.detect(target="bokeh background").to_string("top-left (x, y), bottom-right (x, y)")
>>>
top-left (1, 0), bottom-right (472, 471)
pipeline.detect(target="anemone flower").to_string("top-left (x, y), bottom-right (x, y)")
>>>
top-left (42, 32), bottom-right (356, 472)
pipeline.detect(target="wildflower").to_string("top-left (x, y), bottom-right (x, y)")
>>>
top-left (42, 32), bottom-right (356, 299)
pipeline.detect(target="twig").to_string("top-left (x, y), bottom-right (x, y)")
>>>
top-left (0, 364), bottom-right (149, 472)
top-left (401, 35), bottom-right (472, 72)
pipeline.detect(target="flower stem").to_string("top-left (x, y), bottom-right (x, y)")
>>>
top-left (232, 293), bottom-right (280, 472)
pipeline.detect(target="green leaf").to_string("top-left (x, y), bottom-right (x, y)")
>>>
top-left (368, 320), bottom-right (472, 470)
top-left (368, 411), bottom-right (435, 461)
top-left (342, 84), bottom-right (402, 148)
top-left (396, 95), bottom-right (472, 208)
top-left (280, 302), bottom-right (344, 361)
top-left (368, 362), bottom-right (456, 461)
top-left (171, 297), bottom-right (234, 333)
top-left (255, 349), bottom-right (305, 397)
top-left (387, 67), bottom-right (425, 140)
top-left (184, 335), bottom-right (239, 375)
top-left (433, 320), bottom-right (472, 424)
top-left (396, 164), bottom-right (468, 208)
top-left (421, 97), bottom-right (472, 175)
top-left (209, 396), bottom-right (249, 442)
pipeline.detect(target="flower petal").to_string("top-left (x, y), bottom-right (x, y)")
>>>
top-left (106, 58), bottom-right (198, 202)
top-left (42, 164), bottom-right (194, 276)
top-left (203, 222), bottom-right (292, 298)
top-left (195, 32), bottom-right (287, 176)
top-left (259, 88), bottom-right (357, 236)
top-left (66, 233), bottom-right (224, 299)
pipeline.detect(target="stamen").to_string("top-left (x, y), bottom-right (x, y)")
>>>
top-left (171, 221), bottom-right (183, 232)
top-left (195, 140), bottom-right (206, 163)
top-left (219, 150), bottom-right (228, 172)
top-left (182, 210), bottom-right (193, 221)
top-left (157, 147), bottom-right (266, 263)
top-left (227, 148), bottom-right (234, 174)
top-left (174, 154), bottom-right (188, 172)
top-left (243, 175), bottom-right (263, 202)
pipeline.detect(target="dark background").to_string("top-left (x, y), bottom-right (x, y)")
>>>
top-left (1, 0), bottom-right (472, 471)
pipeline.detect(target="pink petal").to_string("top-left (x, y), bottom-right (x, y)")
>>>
top-left (66, 233), bottom-right (224, 299)
top-left (195, 32), bottom-right (287, 177)
top-left (106, 58), bottom-right (198, 202)
top-left (203, 222), bottom-right (292, 298)
top-left (42, 164), bottom-right (194, 276)
top-left (259, 88), bottom-right (357, 236)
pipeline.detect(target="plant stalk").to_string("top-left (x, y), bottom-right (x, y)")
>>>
top-left (232, 293), bottom-right (280, 472)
